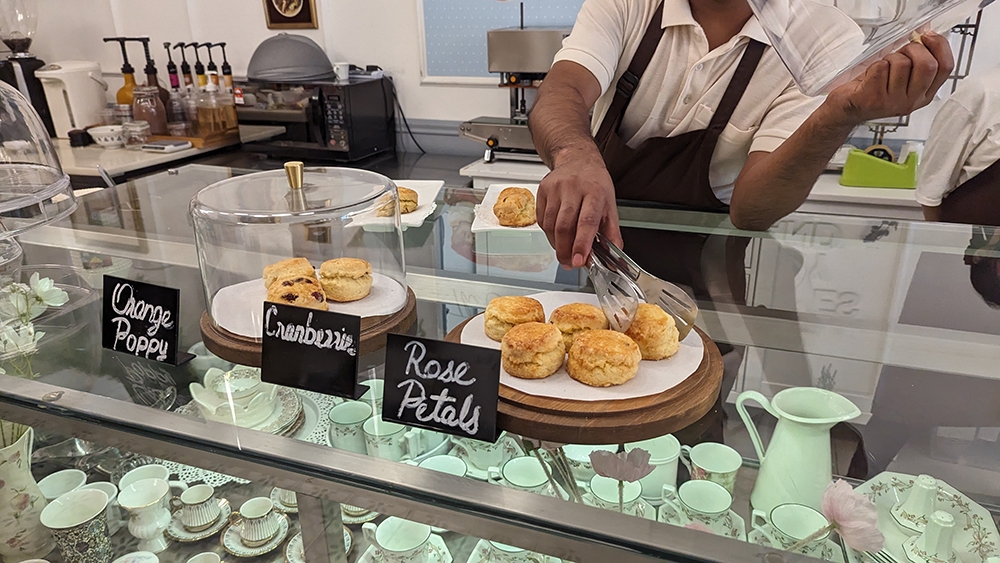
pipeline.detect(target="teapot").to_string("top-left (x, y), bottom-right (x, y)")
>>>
top-left (736, 387), bottom-right (860, 512)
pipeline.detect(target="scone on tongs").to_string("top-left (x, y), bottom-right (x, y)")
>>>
top-left (624, 303), bottom-right (680, 360)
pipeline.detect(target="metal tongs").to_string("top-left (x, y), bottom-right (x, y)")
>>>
top-left (589, 234), bottom-right (699, 340)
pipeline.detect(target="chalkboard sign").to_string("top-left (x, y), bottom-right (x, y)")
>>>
top-left (383, 333), bottom-right (500, 443)
top-left (260, 302), bottom-right (360, 398)
top-left (103, 276), bottom-right (192, 366)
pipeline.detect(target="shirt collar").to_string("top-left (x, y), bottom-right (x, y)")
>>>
top-left (660, 0), bottom-right (772, 46)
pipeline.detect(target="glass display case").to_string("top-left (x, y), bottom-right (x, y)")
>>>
top-left (1, 163), bottom-right (999, 563)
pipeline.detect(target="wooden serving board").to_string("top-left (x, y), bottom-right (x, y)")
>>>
top-left (200, 287), bottom-right (418, 367)
top-left (445, 317), bottom-right (723, 444)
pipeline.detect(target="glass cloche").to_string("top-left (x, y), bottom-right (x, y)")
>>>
top-left (190, 164), bottom-right (410, 360)
top-left (0, 80), bottom-right (76, 236)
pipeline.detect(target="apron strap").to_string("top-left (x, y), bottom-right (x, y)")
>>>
top-left (593, 2), bottom-right (666, 146)
top-left (707, 39), bottom-right (767, 134)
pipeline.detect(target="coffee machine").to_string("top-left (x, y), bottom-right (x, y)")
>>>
top-left (459, 26), bottom-right (570, 162)
top-left (0, 0), bottom-right (55, 137)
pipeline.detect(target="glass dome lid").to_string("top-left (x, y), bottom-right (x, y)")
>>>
top-left (0, 80), bottom-right (75, 236)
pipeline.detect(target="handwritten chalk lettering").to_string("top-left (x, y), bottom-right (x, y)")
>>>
top-left (263, 305), bottom-right (357, 356)
top-left (403, 341), bottom-right (475, 385)
top-left (111, 282), bottom-right (174, 337)
top-left (396, 379), bottom-right (480, 436)
top-left (110, 317), bottom-right (170, 362)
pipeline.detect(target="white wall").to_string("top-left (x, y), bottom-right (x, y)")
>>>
top-left (30, 0), bottom-right (508, 122)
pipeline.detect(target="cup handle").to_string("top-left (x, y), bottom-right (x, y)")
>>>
top-left (661, 484), bottom-right (688, 525)
top-left (362, 522), bottom-right (378, 548)
top-left (679, 446), bottom-right (693, 474)
top-left (404, 430), bottom-right (421, 458)
top-left (751, 509), bottom-right (782, 547)
top-left (169, 496), bottom-right (183, 513)
top-left (735, 391), bottom-right (777, 463)
top-left (487, 467), bottom-right (501, 482)
top-left (229, 511), bottom-right (243, 527)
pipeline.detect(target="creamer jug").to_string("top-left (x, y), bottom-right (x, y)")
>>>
top-left (736, 387), bottom-right (860, 512)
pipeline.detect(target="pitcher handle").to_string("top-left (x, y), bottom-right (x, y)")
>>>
top-left (735, 391), bottom-right (776, 463)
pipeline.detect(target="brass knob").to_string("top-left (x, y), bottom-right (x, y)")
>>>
top-left (284, 161), bottom-right (304, 190)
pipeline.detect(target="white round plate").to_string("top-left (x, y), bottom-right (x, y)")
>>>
top-left (221, 512), bottom-right (290, 558)
top-left (111, 552), bottom-right (159, 563)
top-left (166, 498), bottom-right (232, 542)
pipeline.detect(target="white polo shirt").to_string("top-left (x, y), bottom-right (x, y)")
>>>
top-left (917, 65), bottom-right (1000, 207)
top-left (553, 0), bottom-right (822, 203)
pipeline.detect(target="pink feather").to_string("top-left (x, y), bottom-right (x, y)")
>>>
top-left (822, 480), bottom-right (884, 552)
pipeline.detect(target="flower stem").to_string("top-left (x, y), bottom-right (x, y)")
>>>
top-left (618, 480), bottom-right (624, 513)
top-left (787, 524), bottom-right (835, 552)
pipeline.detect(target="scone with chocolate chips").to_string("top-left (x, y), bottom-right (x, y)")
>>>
top-left (266, 274), bottom-right (328, 311)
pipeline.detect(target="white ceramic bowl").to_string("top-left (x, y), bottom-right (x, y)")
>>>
top-left (89, 125), bottom-right (124, 149)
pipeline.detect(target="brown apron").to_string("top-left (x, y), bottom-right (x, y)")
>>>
top-left (594, 1), bottom-right (766, 302)
top-left (940, 158), bottom-right (1000, 227)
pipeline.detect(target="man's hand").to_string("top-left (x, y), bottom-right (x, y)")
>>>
top-left (537, 149), bottom-right (623, 268)
top-left (826, 32), bottom-right (954, 125)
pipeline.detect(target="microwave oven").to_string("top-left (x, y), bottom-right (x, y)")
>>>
top-left (236, 75), bottom-right (396, 162)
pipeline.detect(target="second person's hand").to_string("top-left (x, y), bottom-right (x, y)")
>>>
top-left (536, 150), bottom-right (622, 268)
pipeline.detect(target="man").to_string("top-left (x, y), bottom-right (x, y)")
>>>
top-left (918, 64), bottom-right (1000, 227)
top-left (529, 0), bottom-right (954, 268)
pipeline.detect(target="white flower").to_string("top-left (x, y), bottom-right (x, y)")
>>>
top-left (29, 273), bottom-right (68, 308)
top-left (0, 324), bottom-right (42, 355)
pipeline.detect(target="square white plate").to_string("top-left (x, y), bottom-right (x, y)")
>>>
top-left (471, 183), bottom-right (543, 234)
top-left (349, 179), bottom-right (443, 231)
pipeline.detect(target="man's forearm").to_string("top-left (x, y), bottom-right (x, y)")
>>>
top-left (730, 101), bottom-right (858, 230)
top-left (529, 82), bottom-right (602, 169)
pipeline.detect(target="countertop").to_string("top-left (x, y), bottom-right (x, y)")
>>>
top-left (57, 125), bottom-right (286, 177)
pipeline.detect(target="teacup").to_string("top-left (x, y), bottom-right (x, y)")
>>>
top-left (487, 541), bottom-right (534, 563)
top-left (561, 444), bottom-right (616, 483)
top-left (362, 517), bottom-right (431, 563)
top-left (752, 503), bottom-right (830, 551)
top-left (359, 379), bottom-right (384, 414)
top-left (418, 455), bottom-right (468, 477)
top-left (38, 469), bottom-right (87, 501)
top-left (680, 442), bottom-right (741, 494)
top-left (210, 366), bottom-right (262, 400)
top-left (626, 434), bottom-right (680, 502)
top-left (273, 488), bottom-right (298, 508)
top-left (80, 482), bottom-right (123, 535)
top-left (40, 488), bottom-right (112, 563)
top-left (662, 480), bottom-right (732, 528)
top-left (119, 464), bottom-right (187, 494)
top-left (170, 484), bottom-right (221, 532)
top-left (328, 400), bottom-right (373, 454)
top-left (452, 432), bottom-right (510, 470)
top-left (231, 498), bottom-right (280, 548)
top-left (186, 553), bottom-right (221, 563)
top-left (118, 478), bottom-right (172, 553)
top-left (364, 417), bottom-right (425, 461)
top-left (488, 456), bottom-right (549, 493)
top-left (590, 475), bottom-right (642, 514)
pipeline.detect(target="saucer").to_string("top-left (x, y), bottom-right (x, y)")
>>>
top-left (451, 437), bottom-right (523, 481)
top-left (748, 525), bottom-right (844, 563)
top-left (357, 533), bottom-right (452, 563)
top-left (890, 501), bottom-right (928, 534)
top-left (658, 504), bottom-right (747, 541)
top-left (341, 504), bottom-right (380, 525)
top-left (285, 529), bottom-right (354, 563)
top-left (468, 539), bottom-right (562, 563)
top-left (582, 494), bottom-right (656, 521)
top-left (221, 512), bottom-right (290, 558)
top-left (166, 498), bottom-right (232, 542)
top-left (903, 536), bottom-right (957, 563)
top-left (111, 552), bottom-right (159, 563)
top-left (270, 488), bottom-right (298, 514)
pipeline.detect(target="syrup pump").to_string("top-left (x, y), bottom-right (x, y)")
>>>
top-left (175, 42), bottom-right (194, 90)
top-left (188, 42), bottom-right (207, 89)
top-left (135, 37), bottom-right (169, 104)
top-left (202, 42), bottom-right (220, 87)
top-left (163, 42), bottom-right (179, 91)
top-left (103, 36), bottom-right (137, 104)
top-left (215, 42), bottom-right (233, 91)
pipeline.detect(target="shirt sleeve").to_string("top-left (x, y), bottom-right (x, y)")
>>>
top-left (749, 79), bottom-right (823, 153)
top-left (916, 99), bottom-right (976, 207)
top-left (552, 0), bottom-right (628, 96)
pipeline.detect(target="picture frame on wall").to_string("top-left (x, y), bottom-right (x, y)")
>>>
top-left (263, 0), bottom-right (318, 29)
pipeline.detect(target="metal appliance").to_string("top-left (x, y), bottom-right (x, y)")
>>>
top-left (459, 27), bottom-right (570, 162)
top-left (34, 61), bottom-right (109, 138)
top-left (0, 0), bottom-right (55, 136)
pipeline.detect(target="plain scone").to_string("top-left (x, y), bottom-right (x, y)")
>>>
top-left (567, 329), bottom-right (642, 387)
top-left (263, 257), bottom-right (315, 289)
top-left (377, 187), bottom-right (419, 217)
top-left (492, 187), bottom-right (536, 227)
top-left (484, 295), bottom-right (545, 341)
top-left (266, 274), bottom-right (328, 311)
top-left (625, 303), bottom-right (681, 360)
top-left (501, 322), bottom-right (565, 379)
top-left (319, 257), bottom-right (373, 302)
top-left (548, 302), bottom-right (609, 351)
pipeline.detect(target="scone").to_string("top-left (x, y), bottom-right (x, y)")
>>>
top-left (567, 330), bottom-right (641, 387)
top-left (263, 257), bottom-right (315, 289)
top-left (266, 274), bottom-right (327, 311)
top-left (493, 187), bottom-right (536, 227)
top-left (483, 295), bottom-right (545, 342)
top-left (376, 187), bottom-right (419, 217)
top-left (549, 303), bottom-right (609, 351)
top-left (501, 322), bottom-right (565, 379)
top-left (625, 303), bottom-right (680, 360)
top-left (319, 258), bottom-right (373, 302)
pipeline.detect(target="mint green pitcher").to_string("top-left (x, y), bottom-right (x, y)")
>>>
top-left (736, 388), bottom-right (861, 512)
